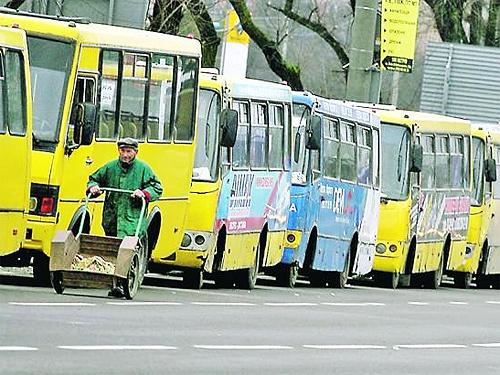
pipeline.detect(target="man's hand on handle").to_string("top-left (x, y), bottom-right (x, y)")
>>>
top-left (89, 185), bottom-right (102, 196)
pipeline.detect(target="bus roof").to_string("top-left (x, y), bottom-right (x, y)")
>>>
top-left (292, 91), bottom-right (380, 128)
top-left (0, 9), bottom-right (201, 57)
top-left (0, 25), bottom-right (28, 49)
top-left (199, 71), bottom-right (225, 93)
top-left (226, 77), bottom-right (292, 103)
top-left (371, 108), bottom-right (470, 135)
top-left (472, 122), bottom-right (500, 144)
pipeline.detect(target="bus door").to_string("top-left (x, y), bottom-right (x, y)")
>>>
top-left (486, 145), bottom-right (500, 275)
top-left (0, 46), bottom-right (30, 254)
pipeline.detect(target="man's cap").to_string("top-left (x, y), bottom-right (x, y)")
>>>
top-left (117, 137), bottom-right (138, 150)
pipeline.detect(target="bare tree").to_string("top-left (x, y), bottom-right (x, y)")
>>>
top-left (5, 0), bottom-right (26, 8)
top-left (228, 0), bottom-right (303, 90)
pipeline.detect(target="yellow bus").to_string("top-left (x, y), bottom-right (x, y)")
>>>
top-left (157, 71), bottom-right (292, 289)
top-left (0, 26), bottom-right (32, 261)
top-left (0, 9), bottom-right (201, 284)
top-left (453, 124), bottom-right (496, 287)
top-left (473, 124), bottom-right (500, 288)
top-left (369, 108), bottom-right (472, 289)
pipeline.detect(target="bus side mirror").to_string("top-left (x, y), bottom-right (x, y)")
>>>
top-left (306, 115), bottom-right (321, 150)
top-left (74, 102), bottom-right (96, 146)
top-left (220, 108), bottom-right (238, 148)
top-left (294, 132), bottom-right (301, 162)
top-left (485, 158), bottom-right (497, 182)
top-left (410, 143), bottom-right (423, 173)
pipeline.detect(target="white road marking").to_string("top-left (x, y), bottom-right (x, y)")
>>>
top-left (191, 302), bottom-right (255, 306)
top-left (193, 345), bottom-right (293, 350)
top-left (106, 302), bottom-right (183, 306)
top-left (408, 302), bottom-right (429, 306)
top-left (58, 345), bottom-right (177, 350)
top-left (0, 346), bottom-right (38, 351)
top-left (9, 302), bottom-right (95, 306)
top-left (485, 301), bottom-right (500, 305)
top-left (321, 302), bottom-right (385, 306)
top-left (472, 343), bottom-right (500, 348)
top-left (303, 345), bottom-right (386, 350)
top-left (449, 301), bottom-right (468, 305)
top-left (393, 344), bottom-right (467, 350)
top-left (264, 302), bottom-right (318, 306)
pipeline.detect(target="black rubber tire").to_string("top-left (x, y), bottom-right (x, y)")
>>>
top-left (423, 254), bottom-right (443, 289)
top-left (33, 252), bottom-right (51, 287)
top-left (276, 263), bottom-right (299, 288)
top-left (50, 271), bottom-right (64, 294)
top-left (309, 270), bottom-right (327, 287)
top-left (373, 271), bottom-right (400, 289)
top-left (330, 250), bottom-right (351, 288)
top-left (123, 253), bottom-right (140, 300)
top-left (453, 272), bottom-right (472, 289)
top-left (183, 269), bottom-right (204, 289)
top-left (236, 242), bottom-right (260, 290)
top-left (213, 271), bottom-right (235, 289)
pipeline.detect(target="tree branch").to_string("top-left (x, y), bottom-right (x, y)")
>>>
top-left (5, 0), bottom-right (26, 9)
top-left (228, 0), bottom-right (303, 90)
top-left (269, 0), bottom-right (349, 68)
top-left (187, 0), bottom-right (221, 67)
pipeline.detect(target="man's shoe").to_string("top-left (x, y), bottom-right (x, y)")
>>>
top-left (108, 286), bottom-right (124, 298)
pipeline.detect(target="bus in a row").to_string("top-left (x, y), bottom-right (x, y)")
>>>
top-left (156, 71), bottom-right (293, 289)
top-left (0, 8), bottom-right (202, 285)
top-left (0, 26), bottom-right (32, 266)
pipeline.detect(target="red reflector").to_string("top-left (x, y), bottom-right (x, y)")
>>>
top-left (12, 23), bottom-right (20, 29)
top-left (40, 197), bottom-right (54, 214)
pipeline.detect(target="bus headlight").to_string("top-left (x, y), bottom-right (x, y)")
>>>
top-left (181, 234), bottom-right (192, 248)
top-left (375, 243), bottom-right (386, 254)
top-left (194, 235), bottom-right (206, 246)
top-left (287, 233), bottom-right (296, 243)
top-left (389, 244), bottom-right (398, 253)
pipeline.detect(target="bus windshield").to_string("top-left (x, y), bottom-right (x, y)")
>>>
top-left (292, 103), bottom-right (310, 183)
top-left (381, 122), bottom-right (411, 200)
top-left (27, 36), bottom-right (74, 145)
top-left (471, 137), bottom-right (485, 205)
top-left (193, 88), bottom-right (221, 181)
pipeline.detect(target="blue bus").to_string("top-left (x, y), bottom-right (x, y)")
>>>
top-left (276, 92), bottom-right (381, 287)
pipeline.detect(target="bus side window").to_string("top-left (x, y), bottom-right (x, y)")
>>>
top-left (149, 54), bottom-right (174, 142)
top-left (494, 147), bottom-right (500, 199)
top-left (372, 128), bottom-right (380, 188)
top-left (99, 50), bottom-right (120, 139)
top-left (0, 51), bottom-right (5, 133)
top-left (69, 77), bottom-right (96, 144)
top-left (421, 135), bottom-right (435, 189)
top-left (174, 56), bottom-right (198, 142)
top-left (323, 117), bottom-right (339, 179)
top-left (269, 104), bottom-right (284, 170)
top-left (120, 53), bottom-right (148, 140)
top-left (450, 136), bottom-right (464, 189)
top-left (250, 102), bottom-right (267, 169)
top-left (435, 135), bottom-right (450, 188)
top-left (357, 126), bottom-right (372, 185)
top-left (232, 101), bottom-right (249, 168)
top-left (340, 121), bottom-right (356, 182)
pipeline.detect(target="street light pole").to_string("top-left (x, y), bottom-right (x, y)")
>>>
top-left (346, 0), bottom-right (378, 102)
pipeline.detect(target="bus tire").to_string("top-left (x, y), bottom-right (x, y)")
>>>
top-left (183, 269), bottom-right (204, 289)
top-left (309, 270), bottom-right (326, 287)
top-left (33, 252), bottom-right (51, 287)
top-left (213, 271), bottom-right (235, 289)
top-left (373, 271), bottom-right (399, 289)
top-left (236, 242), bottom-right (260, 290)
top-left (50, 271), bottom-right (64, 294)
top-left (423, 252), bottom-right (444, 289)
top-left (475, 274), bottom-right (491, 289)
top-left (330, 249), bottom-right (351, 288)
top-left (491, 275), bottom-right (500, 289)
top-left (276, 263), bottom-right (299, 288)
top-left (453, 272), bottom-right (472, 289)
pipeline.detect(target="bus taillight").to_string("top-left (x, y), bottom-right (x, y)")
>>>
top-left (40, 197), bottom-right (55, 214)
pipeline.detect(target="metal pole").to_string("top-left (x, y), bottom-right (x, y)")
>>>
top-left (346, 0), bottom-right (378, 102)
top-left (108, 0), bottom-right (115, 25)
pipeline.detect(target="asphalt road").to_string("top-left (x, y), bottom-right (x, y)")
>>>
top-left (1, 272), bottom-right (500, 375)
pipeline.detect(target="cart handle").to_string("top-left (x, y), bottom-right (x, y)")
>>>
top-left (77, 187), bottom-right (146, 239)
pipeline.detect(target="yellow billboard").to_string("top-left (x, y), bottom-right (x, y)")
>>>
top-left (381, 0), bottom-right (420, 73)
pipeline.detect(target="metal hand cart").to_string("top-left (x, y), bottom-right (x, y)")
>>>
top-left (49, 188), bottom-right (147, 299)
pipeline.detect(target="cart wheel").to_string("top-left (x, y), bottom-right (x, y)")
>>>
top-left (137, 234), bottom-right (149, 286)
top-left (50, 271), bottom-right (64, 294)
top-left (123, 253), bottom-right (140, 300)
